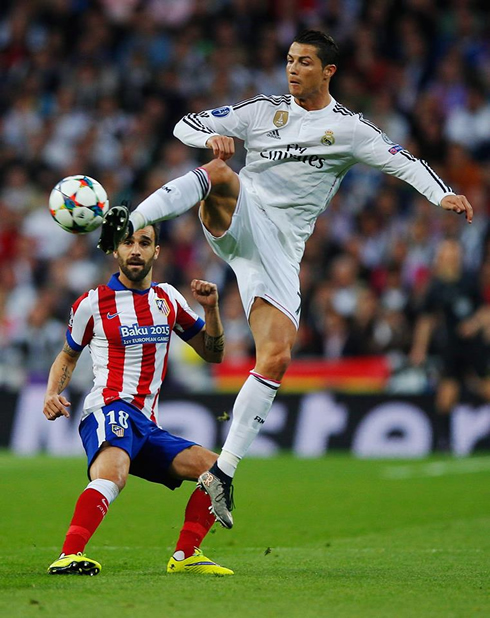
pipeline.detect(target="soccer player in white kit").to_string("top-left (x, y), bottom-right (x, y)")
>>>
top-left (98, 31), bottom-right (474, 529)
top-left (44, 224), bottom-right (233, 576)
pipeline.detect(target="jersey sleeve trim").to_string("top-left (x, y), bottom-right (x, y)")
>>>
top-left (233, 94), bottom-right (291, 110)
top-left (420, 159), bottom-right (453, 194)
top-left (333, 102), bottom-right (356, 117)
top-left (66, 329), bottom-right (84, 352)
top-left (177, 317), bottom-right (205, 341)
top-left (182, 114), bottom-right (216, 135)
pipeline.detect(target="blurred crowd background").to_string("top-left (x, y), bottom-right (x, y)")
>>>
top-left (0, 0), bottom-right (489, 394)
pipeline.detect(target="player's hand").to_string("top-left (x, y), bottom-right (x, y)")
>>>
top-left (191, 279), bottom-right (219, 308)
top-left (206, 135), bottom-right (235, 161)
top-left (43, 394), bottom-right (71, 421)
top-left (97, 204), bottom-right (133, 254)
top-left (440, 195), bottom-right (473, 223)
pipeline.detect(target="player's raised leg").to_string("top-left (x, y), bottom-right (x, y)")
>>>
top-left (198, 300), bottom-right (296, 528)
top-left (198, 158), bottom-right (240, 237)
top-left (48, 445), bottom-right (126, 575)
top-left (166, 445), bottom-right (234, 575)
top-left (98, 159), bottom-right (239, 254)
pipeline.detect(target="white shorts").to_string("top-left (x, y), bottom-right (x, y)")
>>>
top-left (200, 184), bottom-right (301, 329)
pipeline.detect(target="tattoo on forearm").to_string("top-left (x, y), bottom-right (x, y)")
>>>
top-left (57, 364), bottom-right (71, 393)
top-left (204, 332), bottom-right (225, 355)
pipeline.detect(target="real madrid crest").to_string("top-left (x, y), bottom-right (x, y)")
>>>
top-left (155, 297), bottom-right (170, 316)
top-left (273, 111), bottom-right (289, 128)
top-left (321, 130), bottom-right (335, 146)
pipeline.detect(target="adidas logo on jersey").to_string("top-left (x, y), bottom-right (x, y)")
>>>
top-left (266, 129), bottom-right (281, 140)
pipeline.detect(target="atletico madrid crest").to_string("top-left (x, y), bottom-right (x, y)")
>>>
top-left (112, 425), bottom-right (124, 438)
top-left (155, 298), bottom-right (170, 316)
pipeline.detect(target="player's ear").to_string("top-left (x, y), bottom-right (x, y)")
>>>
top-left (324, 64), bottom-right (337, 80)
top-left (153, 245), bottom-right (160, 260)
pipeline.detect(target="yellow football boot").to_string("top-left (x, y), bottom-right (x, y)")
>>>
top-left (48, 552), bottom-right (101, 576)
top-left (167, 548), bottom-right (233, 576)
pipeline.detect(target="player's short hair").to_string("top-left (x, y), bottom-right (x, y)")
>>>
top-left (122, 222), bottom-right (160, 247)
top-left (293, 30), bottom-right (339, 67)
top-left (149, 223), bottom-right (160, 245)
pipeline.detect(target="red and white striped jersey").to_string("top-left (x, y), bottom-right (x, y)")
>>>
top-left (67, 273), bottom-right (204, 423)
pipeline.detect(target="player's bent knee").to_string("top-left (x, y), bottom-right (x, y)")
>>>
top-left (272, 354), bottom-right (291, 380)
top-left (112, 475), bottom-right (127, 491)
top-left (89, 445), bottom-right (130, 491)
top-left (203, 159), bottom-right (235, 186)
top-left (257, 350), bottom-right (291, 381)
top-left (92, 469), bottom-right (127, 491)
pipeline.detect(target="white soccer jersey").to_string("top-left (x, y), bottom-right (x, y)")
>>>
top-left (67, 273), bottom-right (204, 423)
top-left (174, 94), bottom-right (454, 263)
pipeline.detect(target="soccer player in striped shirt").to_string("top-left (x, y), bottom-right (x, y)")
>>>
top-left (98, 30), bottom-right (474, 529)
top-left (44, 223), bottom-right (233, 576)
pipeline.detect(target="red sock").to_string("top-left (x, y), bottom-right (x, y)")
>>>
top-left (174, 488), bottom-right (215, 558)
top-left (61, 488), bottom-right (110, 555)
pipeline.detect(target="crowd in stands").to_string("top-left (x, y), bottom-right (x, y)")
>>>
top-left (0, 0), bottom-right (489, 393)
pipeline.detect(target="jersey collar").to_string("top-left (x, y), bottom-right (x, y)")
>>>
top-left (107, 272), bottom-right (156, 295)
top-left (291, 95), bottom-right (337, 115)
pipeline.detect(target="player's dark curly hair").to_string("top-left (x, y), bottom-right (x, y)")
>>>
top-left (293, 30), bottom-right (339, 67)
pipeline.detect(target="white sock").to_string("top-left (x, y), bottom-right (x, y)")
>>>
top-left (217, 372), bottom-right (280, 478)
top-left (172, 550), bottom-right (185, 561)
top-left (217, 450), bottom-right (241, 478)
top-left (87, 478), bottom-right (120, 504)
top-left (130, 168), bottom-right (210, 231)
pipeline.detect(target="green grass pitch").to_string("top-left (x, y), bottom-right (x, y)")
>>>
top-left (1, 452), bottom-right (489, 617)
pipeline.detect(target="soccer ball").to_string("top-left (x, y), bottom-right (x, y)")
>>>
top-left (49, 175), bottom-right (109, 234)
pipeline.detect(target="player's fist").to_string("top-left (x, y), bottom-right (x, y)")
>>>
top-left (206, 135), bottom-right (235, 161)
top-left (440, 194), bottom-right (473, 223)
top-left (190, 279), bottom-right (219, 308)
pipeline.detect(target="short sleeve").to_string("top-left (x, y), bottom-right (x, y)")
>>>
top-left (66, 292), bottom-right (94, 351)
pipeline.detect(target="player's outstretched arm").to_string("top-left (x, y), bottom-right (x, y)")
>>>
top-left (440, 194), bottom-right (473, 223)
top-left (97, 204), bottom-right (133, 254)
top-left (43, 341), bottom-right (81, 421)
top-left (187, 279), bottom-right (225, 363)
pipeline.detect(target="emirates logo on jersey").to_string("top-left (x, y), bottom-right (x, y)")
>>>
top-left (155, 297), bottom-right (170, 316)
top-left (321, 130), bottom-right (335, 146)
